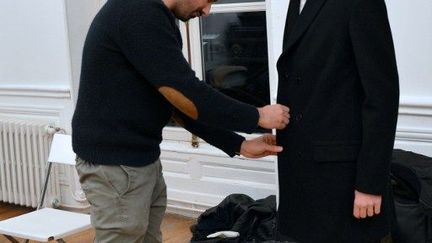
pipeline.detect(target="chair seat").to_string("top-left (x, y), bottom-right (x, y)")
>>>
top-left (0, 208), bottom-right (91, 241)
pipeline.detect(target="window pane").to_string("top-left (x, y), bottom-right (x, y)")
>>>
top-left (215, 0), bottom-right (264, 4)
top-left (201, 12), bottom-right (270, 132)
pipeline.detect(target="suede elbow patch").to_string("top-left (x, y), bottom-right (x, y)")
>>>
top-left (158, 86), bottom-right (198, 120)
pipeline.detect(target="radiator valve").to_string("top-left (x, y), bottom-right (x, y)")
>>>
top-left (51, 198), bottom-right (60, 208)
top-left (45, 125), bottom-right (65, 135)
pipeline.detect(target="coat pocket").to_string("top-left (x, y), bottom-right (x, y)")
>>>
top-left (312, 141), bottom-right (361, 163)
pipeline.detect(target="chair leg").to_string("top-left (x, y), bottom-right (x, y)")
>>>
top-left (3, 235), bottom-right (20, 243)
top-left (38, 162), bottom-right (53, 210)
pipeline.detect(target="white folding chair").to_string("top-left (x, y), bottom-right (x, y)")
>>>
top-left (0, 134), bottom-right (91, 243)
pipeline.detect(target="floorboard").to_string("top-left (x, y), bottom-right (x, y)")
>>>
top-left (0, 202), bottom-right (195, 243)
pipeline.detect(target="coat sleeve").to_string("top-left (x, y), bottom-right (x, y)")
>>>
top-left (349, 0), bottom-right (399, 195)
top-left (173, 110), bottom-right (245, 157)
top-left (118, 1), bottom-right (259, 134)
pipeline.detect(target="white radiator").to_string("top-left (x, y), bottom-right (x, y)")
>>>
top-left (0, 118), bottom-right (61, 208)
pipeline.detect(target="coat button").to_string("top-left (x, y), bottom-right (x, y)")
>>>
top-left (295, 114), bottom-right (303, 122)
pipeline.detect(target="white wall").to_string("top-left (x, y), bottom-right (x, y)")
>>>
top-left (387, 0), bottom-right (432, 98)
top-left (64, 0), bottom-right (102, 101)
top-left (0, 0), bottom-right (71, 91)
top-left (386, 0), bottom-right (432, 156)
top-left (0, 0), bottom-right (73, 125)
top-left (0, 0), bottom-right (97, 210)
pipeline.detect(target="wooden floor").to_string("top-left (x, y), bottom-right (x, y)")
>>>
top-left (0, 202), bottom-right (195, 243)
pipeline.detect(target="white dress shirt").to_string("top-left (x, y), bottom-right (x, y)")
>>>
top-left (300, 0), bottom-right (307, 13)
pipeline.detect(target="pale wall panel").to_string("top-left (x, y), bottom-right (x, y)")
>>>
top-left (0, 0), bottom-right (72, 88)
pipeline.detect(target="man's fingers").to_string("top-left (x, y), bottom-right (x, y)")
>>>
top-left (257, 104), bottom-right (291, 129)
top-left (359, 207), bottom-right (367, 218)
top-left (275, 105), bottom-right (290, 125)
top-left (276, 121), bottom-right (287, 129)
top-left (266, 145), bottom-right (283, 153)
top-left (266, 152), bottom-right (278, 156)
top-left (354, 204), bottom-right (374, 219)
top-left (353, 205), bottom-right (360, 219)
top-left (374, 202), bottom-right (381, 215)
top-left (367, 205), bottom-right (374, 217)
top-left (266, 134), bottom-right (277, 145)
top-left (266, 134), bottom-right (277, 140)
top-left (282, 109), bottom-right (290, 119)
top-left (353, 190), bottom-right (382, 219)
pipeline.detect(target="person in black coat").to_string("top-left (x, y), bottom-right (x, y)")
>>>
top-left (275, 0), bottom-right (399, 242)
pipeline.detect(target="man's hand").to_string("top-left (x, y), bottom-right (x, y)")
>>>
top-left (353, 190), bottom-right (382, 219)
top-left (258, 105), bottom-right (290, 129)
top-left (240, 134), bottom-right (283, 158)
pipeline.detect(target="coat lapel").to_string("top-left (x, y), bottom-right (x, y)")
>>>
top-left (280, 0), bottom-right (327, 57)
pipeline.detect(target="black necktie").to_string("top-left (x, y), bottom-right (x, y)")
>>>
top-left (282, 0), bottom-right (301, 51)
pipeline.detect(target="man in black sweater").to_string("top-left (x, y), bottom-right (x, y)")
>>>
top-left (72, 0), bottom-right (289, 242)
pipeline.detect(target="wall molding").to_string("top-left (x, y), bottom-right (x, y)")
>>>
top-left (396, 127), bottom-right (432, 142)
top-left (0, 103), bottom-right (64, 118)
top-left (0, 85), bottom-right (71, 99)
top-left (399, 96), bottom-right (432, 116)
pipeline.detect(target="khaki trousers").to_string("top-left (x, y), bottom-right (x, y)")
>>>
top-left (76, 158), bottom-right (167, 243)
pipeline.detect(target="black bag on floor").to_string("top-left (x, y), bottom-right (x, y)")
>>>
top-left (190, 194), bottom-right (276, 243)
top-left (390, 149), bottom-right (432, 243)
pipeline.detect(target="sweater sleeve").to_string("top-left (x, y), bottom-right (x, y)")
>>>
top-left (118, 1), bottom-right (259, 134)
top-left (349, 0), bottom-right (399, 195)
top-left (173, 110), bottom-right (245, 157)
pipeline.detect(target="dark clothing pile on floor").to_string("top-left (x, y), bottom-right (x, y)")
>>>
top-left (190, 194), bottom-right (276, 243)
top-left (390, 149), bottom-right (432, 243)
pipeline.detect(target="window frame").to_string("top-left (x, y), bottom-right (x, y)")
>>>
top-left (163, 1), bottom-right (279, 145)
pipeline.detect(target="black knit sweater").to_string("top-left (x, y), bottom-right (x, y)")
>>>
top-left (72, 0), bottom-right (259, 166)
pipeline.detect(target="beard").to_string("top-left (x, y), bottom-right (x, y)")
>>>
top-left (176, 11), bottom-right (199, 22)
top-left (172, 2), bottom-right (200, 22)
